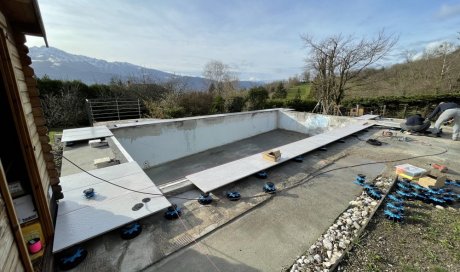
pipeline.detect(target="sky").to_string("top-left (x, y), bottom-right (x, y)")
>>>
top-left (27, 0), bottom-right (460, 81)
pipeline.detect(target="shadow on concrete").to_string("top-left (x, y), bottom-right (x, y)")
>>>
top-left (145, 247), bottom-right (261, 272)
top-left (278, 191), bottom-right (300, 199)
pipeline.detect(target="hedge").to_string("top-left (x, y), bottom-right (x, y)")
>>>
top-left (343, 93), bottom-right (460, 108)
top-left (265, 99), bottom-right (317, 112)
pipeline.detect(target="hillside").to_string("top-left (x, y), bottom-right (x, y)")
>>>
top-left (29, 46), bottom-right (260, 90)
top-left (347, 49), bottom-right (460, 98)
top-left (286, 83), bottom-right (311, 99)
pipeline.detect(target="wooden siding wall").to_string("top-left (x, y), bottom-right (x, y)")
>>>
top-left (1, 11), bottom-right (62, 204)
top-left (4, 13), bottom-right (63, 198)
top-left (0, 6), bottom-right (61, 269)
top-left (0, 194), bottom-right (25, 272)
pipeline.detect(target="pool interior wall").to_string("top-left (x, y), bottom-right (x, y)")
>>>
top-left (144, 129), bottom-right (308, 185)
top-left (111, 109), bottom-right (358, 172)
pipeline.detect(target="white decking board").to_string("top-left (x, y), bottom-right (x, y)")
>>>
top-left (57, 172), bottom-right (158, 216)
top-left (187, 122), bottom-right (373, 193)
top-left (355, 114), bottom-right (380, 120)
top-left (53, 162), bottom-right (171, 253)
top-left (371, 119), bottom-right (402, 128)
top-left (60, 162), bottom-right (141, 192)
top-left (61, 126), bottom-right (113, 142)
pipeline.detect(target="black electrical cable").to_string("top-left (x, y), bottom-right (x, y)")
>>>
top-left (63, 145), bottom-right (448, 202)
top-left (272, 146), bottom-right (448, 195)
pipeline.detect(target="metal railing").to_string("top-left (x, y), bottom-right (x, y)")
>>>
top-left (86, 99), bottom-right (142, 125)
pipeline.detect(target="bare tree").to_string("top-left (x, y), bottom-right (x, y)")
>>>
top-left (41, 82), bottom-right (87, 127)
top-left (422, 41), bottom-right (460, 92)
top-left (402, 49), bottom-right (417, 63)
top-left (302, 30), bottom-right (397, 114)
top-left (424, 41), bottom-right (457, 80)
top-left (301, 70), bottom-right (311, 82)
top-left (202, 60), bottom-right (239, 95)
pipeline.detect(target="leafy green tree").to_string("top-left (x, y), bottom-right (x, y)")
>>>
top-left (247, 86), bottom-right (269, 110)
top-left (295, 88), bottom-right (301, 99)
top-left (37, 76), bottom-right (64, 96)
top-left (224, 95), bottom-right (245, 112)
top-left (179, 92), bottom-right (213, 116)
top-left (272, 82), bottom-right (287, 99)
top-left (208, 82), bottom-right (216, 93)
top-left (211, 95), bottom-right (225, 113)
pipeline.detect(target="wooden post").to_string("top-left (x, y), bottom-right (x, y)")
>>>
top-left (382, 105), bottom-right (386, 117)
top-left (0, 160), bottom-right (34, 272)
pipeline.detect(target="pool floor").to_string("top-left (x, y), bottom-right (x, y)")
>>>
top-left (144, 129), bottom-right (309, 185)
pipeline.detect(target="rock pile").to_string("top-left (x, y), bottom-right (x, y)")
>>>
top-left (289, 176), bottom-right (394, 272)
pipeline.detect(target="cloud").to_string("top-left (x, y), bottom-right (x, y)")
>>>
top-left (410, 39), bottom-right (457, 61)
top-left (27, 0), bottom-right (460, 81)
top-left (435, 3), bottom-right (460, 19)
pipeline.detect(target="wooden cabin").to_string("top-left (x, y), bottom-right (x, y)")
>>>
top-left (0, 0), bottom-right (62, 270)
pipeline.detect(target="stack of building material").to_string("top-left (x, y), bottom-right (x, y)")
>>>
top-left (395, 164), bottom-right (427, 180)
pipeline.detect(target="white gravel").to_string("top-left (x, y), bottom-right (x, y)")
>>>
top-left (289, 176), bottom-right (394, 272)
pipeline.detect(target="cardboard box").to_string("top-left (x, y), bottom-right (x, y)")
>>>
top-left (12, 195), bottom-right (38, 224)
top-left (417, 174), bottom-right (446, 188)
top-left (262, 150), bottom-right (281, 162)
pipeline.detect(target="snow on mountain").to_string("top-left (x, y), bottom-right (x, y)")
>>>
top-left (29, 46), bottom-right (259, 90)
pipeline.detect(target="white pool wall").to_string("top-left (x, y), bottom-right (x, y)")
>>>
top-left (111, 109), bottom-right (278, 168)
top-left (278, 111), bottom-right (359, 135)
top-left (111, 109), bottom-right (357, 169)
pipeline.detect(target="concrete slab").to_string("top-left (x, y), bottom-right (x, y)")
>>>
top-left (187, 122), bottom-right (373, 192)
top-left (61, 137), bottom-right (130, 176)
top-left (53, 161), bottom-right (171, 253)
top-left (61, 126), bottom-right (113, 142)
top-left (144, 130), bottom-right (309, 185)
top-left (148, 156), bottom-right (385, 272)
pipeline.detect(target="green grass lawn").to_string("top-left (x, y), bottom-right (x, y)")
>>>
top-left (286, 83), bottom-right (311, 99)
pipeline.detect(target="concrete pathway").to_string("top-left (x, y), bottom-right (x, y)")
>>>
top-left (145, 156), bottom-right (385, 272)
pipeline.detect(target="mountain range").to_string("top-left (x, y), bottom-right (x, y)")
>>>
top-left (29, 46), bottom-right (259, 90)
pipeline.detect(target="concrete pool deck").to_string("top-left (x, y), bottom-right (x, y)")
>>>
top-left (54, 111), bottom-right (460, 272)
